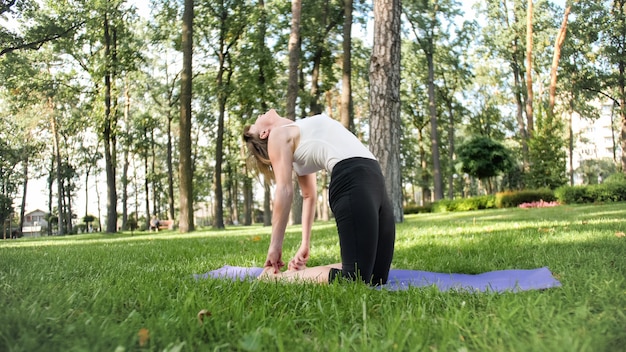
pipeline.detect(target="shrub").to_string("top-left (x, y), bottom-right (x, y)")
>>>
top-left (495, 189), bottom-right (556, 208)
top-left (403, 203), bottom-right (432, 214)
top-left (431, 195), bottom-right (496, 213)
top-left (554, 185), bottom-right (589, 204)
top-left (555, 180), bottom-right (626, 204)
top-left (604, 172), bottom-right (626, 184)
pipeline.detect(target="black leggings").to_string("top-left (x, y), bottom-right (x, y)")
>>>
top-left (328, 157), bottom-right (396, 285)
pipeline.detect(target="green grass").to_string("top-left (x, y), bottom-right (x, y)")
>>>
top-left (1, 203), bottom-right (625, 352)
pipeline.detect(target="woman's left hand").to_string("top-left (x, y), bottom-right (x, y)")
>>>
top-left (288, 245), bottom-right (310, 271)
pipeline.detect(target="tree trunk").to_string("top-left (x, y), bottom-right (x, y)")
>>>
top-left (525, 0), bottom-right (534, 135)
top-left (166, 114), bottom-right (175, 221)
top-left (243, 172), bottom-right (252, 225)
top-left (340, 0), bottom-right (354, 132)
top-left (18, 154), bottom-right (28, 234)
top-left (445, 96), bottom-right (455, 199)
top-left (503, 0), bottom-right (529, 170)
top-left (617, 0), bottom-right (626, 173)
top-left (47, 155), bottom-right (53, 236)
top-left (548, 6), bottom-right (570, 117)
top-left (64, 173), bottom-right (73, 234)
top-left (144, 136), bottom-right (151, 228)
top-left (370, 0), bottom-right (403, 222)
top-left (263, 182), bottom-right (271, 226)
top-left (49, 97), bottom-right (64, 235)
top-left (121, 81), bottom-right (131, 231)
top-left (103, 13), bottom-right (118, 233)
top-left (418, 126), bottom-right (430, 204)
top-left (253, 0), bottom-right (269, 227)
top-left (213, 100), bottom-right (225, 229)
top-left (286, 0), bottom-right (303, 225)
top-left (179, 0), bottom-right (194, 232)
top-left (150, 129), bottom-right (157, 217)
top-left (426, 46), bottom-right (443, 201)
top-left (286, 0), bottom-right (301, 119)
top-left (568, 102), bottom-right (574, 185)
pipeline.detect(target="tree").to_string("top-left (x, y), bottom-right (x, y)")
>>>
top-left (480, 0), bottom-right (530, 168)
top-left (457, 136), bottom-right (513, 194)
top-left (340, 0), bottom-right (354, 131)
top-left (403, 0), bottom-right (461, 201)
top-left (179, 0), bottom-right (194, 232)
top-left (548, 5), bottom-right (571, 117)
top-left (286, 0), bottom-right (302, 120)
top-left (286, 0), bottom-right (303, 225)
top-left (370, 0), bottom-right (403, 222)
top-left (195, 0), bottom-right (249, 229)
top-left (525, 0), bottom-right (534, 135)
top-left (0, 0), bottom-right (84, 57)
top-left (526, 108), bottom-right (567, 189)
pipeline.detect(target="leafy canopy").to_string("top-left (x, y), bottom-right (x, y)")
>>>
top-left (457, 136), bottom-right (513, 180)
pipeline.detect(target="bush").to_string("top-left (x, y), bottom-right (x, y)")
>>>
top-left (554, 185), bottom-right (590, 204)
top-left (431, 195), bottom-right (496, 213)
top-left (403, 203), bottom-right (433, 214)
top-left (495, 189), bottom-right (556, 208)
top-left (604, 173), bottom-right (626, 184)
top-left (555, 179), bottom-right (626, 204)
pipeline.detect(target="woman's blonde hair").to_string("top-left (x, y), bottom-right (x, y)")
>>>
top-left (243, 125), bottom-right (274, 183)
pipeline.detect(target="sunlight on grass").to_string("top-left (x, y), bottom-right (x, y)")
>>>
top-left (1, 203), bottom-right (625, 351)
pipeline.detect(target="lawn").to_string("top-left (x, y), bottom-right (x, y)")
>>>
top-left (1, 203), bottom-right (625, 352)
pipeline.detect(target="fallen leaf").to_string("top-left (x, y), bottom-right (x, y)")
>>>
top-left (197, 309), bottom-right (212, 324)
top-left (138, 328), bottom-right (149, 347)
top-left (616, 231), bottom-right (625, 238)
top-left (251, 236), bottom-right (261, 242)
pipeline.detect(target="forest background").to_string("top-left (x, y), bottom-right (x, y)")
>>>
top-left (1, 0), bottom-right (625, 235)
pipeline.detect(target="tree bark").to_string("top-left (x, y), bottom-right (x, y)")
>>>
top-left (121, 81), bottom-right (131, 231)
top-left (166, 114), bottom-right (175, 221)
top-left (49, 97), bottom-right (64, 235)
top-left (548, 6), bottom-right (570, 117)
top-left (18, 154), bottom-right (28, 234)
top-left (370, 0), bottom-right (403, 222)
top-left (286, 0), bottom-right (302, 119)
top-left (103, 12), bottom-right (118, 233)
top-left (179, 0), bottom-right (194, 232)
top-left (286, 0), bottom-right (303, 225)
top-left (341, 0), bottom-right (354, 131)
top-left (426, 44), bottom-right (443, 201)
top-left (525, 0), bottom-right (534, 135)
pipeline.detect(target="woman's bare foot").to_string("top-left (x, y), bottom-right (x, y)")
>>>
top-left (257, 266), bottom-right (282, 281)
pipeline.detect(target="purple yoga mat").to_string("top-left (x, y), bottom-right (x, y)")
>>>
top-left (194, 265), bottom-right (561, 292)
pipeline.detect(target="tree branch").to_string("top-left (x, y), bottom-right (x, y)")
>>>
top-left (0, 21), bottom-right (84, 56)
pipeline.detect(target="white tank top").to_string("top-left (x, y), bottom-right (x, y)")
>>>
top-left (288, 114), bottom-right (376, 175)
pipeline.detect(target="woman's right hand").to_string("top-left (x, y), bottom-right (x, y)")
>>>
top-left (264, 247), bottom-right (284, 274)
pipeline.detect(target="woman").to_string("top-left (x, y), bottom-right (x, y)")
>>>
top-left (243, 109), bottom-right (395, 285)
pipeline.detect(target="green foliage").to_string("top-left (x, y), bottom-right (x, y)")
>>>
top-left (604, 172), bottom-right (626, 184)
top-left (555, 179), bottom-right (626, 204)
top-left (554, 185), bottom-right (591, 204)
top-left (431, 195), bottom-right (496, 213)
top-left (403, 203), bottom-right (433, 214)
top-left (0, 194), bottom-right (13, 225)
top-left (457, 136), bottom-right (513, 180)
top-left (495, 189), bottom-right (556, 208)
top-left (526, 106), bottom-right (567, 190)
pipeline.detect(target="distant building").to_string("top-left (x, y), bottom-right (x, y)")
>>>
top-left (568, 100), bottom-right (622, 185)
top-left (22, 209), bottom-right (48, 237)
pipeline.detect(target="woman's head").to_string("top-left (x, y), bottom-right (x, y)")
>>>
top-left (243, 125), bottom-right (274, 183)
